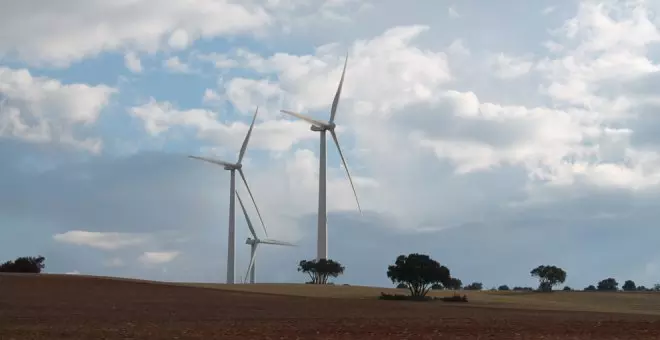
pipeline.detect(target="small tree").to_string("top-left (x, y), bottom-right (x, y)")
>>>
top-left (464, 282), bottom-right (483, 290)
top-left (584, 285), bottom-right (596, 291)
top-left (654, 283), bottom-right (660, 291)
top-left (386, 253), bottom-right (451, 297)
top-left (0, 256), bottom-right (46, 273)
top-left (597, 278), bottom-right (618, 291)
top-left (297, 259), bottom-right (344, 284)
top-left (445, 277), bottom-right (462, 290)
top-left (637, 285), bottom-right (648, 291)
top-left (498, 285), bottom-right (510, 291)
top-left (622, 280), bottom-right (636, 291)
top-left (563, 286), bottom-right (572, 291)
top-left (530, 265), bottom-right (566, 292)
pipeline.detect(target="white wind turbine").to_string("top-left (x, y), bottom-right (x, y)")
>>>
top-left (236, 190), bottom-right (295, 284)
top-left (280, 55), bottom-right (361, 261)
top-left (188, 107), bottom-right (267, 284)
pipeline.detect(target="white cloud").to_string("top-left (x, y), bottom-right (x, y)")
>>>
top-left (491, 53), bottom-right (534, 79)
top-left (139, 251), bottom-right (180, 265)
top-left (163, 56), bottom-right (191, 73)
top-left (0, 67), bottom-right (115, 153)
top-left (124, 52), bottom-right (143, 73)
top-left (53, 230), bottom-right (149, 250)
top-left (129, 98), bottom-right (316, 152)
top-left (65, 270), bottom-right (81, 275)
top-left (0, 1), bottom-right (272, 66)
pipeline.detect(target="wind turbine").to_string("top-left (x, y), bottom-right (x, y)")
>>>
top-left (236, 190), bottom-right (295, 284)
top-left (280, 54), bottom-right (361, 261)
top-left (188, 107), bottom-right (267, 284)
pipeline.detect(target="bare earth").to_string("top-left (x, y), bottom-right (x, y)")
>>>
top-left (2, 274), bottom-right (660, 339)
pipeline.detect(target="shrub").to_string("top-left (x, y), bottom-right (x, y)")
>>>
top-left (563, 286), bottom-right (572, 291)
top-left (498, 285), bottom-right (510, 291)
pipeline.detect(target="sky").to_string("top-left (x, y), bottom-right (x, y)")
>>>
top-left (2, 0), bottom-right (660, 289)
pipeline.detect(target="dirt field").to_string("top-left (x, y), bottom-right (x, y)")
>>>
top-left (2, 274), bottom-right (660, 339)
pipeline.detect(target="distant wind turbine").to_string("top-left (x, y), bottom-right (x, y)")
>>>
top-left (188, 107), bottom-right (267, 284)
top-left (236, 190), bottom-right (295, 284)
top-left (279, 54), bottom-right (361, 261)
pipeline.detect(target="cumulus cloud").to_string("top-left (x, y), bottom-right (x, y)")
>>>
top-left (139, 251), bottom-right (180, 265)
top-left (124, 52), bottom-right (143, 73)
top-left (0, 67), bottom-right (115, 152)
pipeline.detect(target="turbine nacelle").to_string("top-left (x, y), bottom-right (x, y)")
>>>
top-left (224, 163), bottom-right (242, 171)
top-left (310, 122), bottom-right (336, 132)
top-left (246, 237), bottom-right (258, 245)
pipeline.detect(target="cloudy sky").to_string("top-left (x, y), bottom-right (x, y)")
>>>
top-left (2, 0), bottom-right (660, 289)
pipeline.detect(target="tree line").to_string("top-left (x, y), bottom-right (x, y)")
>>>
top-left (297, 255), bottom-right (660, 296)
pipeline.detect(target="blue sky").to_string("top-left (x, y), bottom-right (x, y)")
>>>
top-left (2, 0), bottom-right (660, 289)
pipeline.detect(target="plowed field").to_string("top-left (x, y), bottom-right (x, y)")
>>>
top-left (2, 274), bottom-right (660, 339)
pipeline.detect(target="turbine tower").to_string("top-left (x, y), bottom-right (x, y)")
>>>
top-left (236, 191), bottom-right (295, 283)
top-left (280, 55), bottom-right (361, 261)
top-left (188, 107), bottom-right (267, 284)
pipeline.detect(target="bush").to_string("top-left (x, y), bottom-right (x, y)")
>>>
top-left (498, 285), bottom-right (510, 291)
top-left (513, 286), bottom-right (534, 292)
top-left (464, 282), bottom-right (483, 290)
top-left (0, 256), bottom-right (46, 273)
top-left (396, 283), bottom-right (408, 289)
top-left (584, 285), bottom-right (597, 291)
top-left (431, 283), bottom-right (443, 290)
top-left (440, 294), bottom-right (468, 303)
top-left (563, 286), bottom-right (573, 291)
top-left (379, 292), bottom-right (435, 301)
top-left (378, 292), bottom-right (468, 303)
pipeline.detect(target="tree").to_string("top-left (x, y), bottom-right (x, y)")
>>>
top-left (396, 283), bottom-right (408, 289)
top-left (0, 256), bottom-right (46, 273)
top-left (637, 285), bottom-right (648, 291)
top-left (530, 265), bottom-right (566, 292)
top-left (622, 280), bottom-right (636, 291)
top-left (386, 253), bottom-right (451, 297)
top-left (431, 283), bottom-right (443, 290)
top-left (563, 286), bottom-right (572, 291)
top-left (297, 259), bottom-right (344, 284)
top-left (597, 278), bottom-right (618, 291)
top-left (498, 285), bottom-right (510, 291)
top-left (445, 277), bottom-right (462, 290)
top-left (584, 285), bottom-right (596, 291)
top-left (464, 282), bottom-right (483, 290)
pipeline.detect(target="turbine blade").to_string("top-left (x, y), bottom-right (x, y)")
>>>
top-left (235, 190), bottom-right (257, 239)
top-left (329, 54), bottom-right (348, 124)
top-left (330, 130), bottom-right (362, 213)
top-left (260, 239), bottom-right (297, 247)
top-left (238, 107), bottom-right (258, 164)
top-left (238, 168), bottom-right (268, 237)
top-left (188, 155), bottom-right (235, 168)
top-left (244, 246), bottom-right (257, 284)
top-left (280, 110), bottom-right (327, 128)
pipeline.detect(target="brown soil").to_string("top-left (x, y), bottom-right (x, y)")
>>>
top-left (2, 274), bottom-right (660, 339)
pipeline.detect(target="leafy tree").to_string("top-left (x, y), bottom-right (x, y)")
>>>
top-left (386, 253), bottom-right (451, 297)
top-left (396, 283), bottom-right (408, 289)
top-left (464, 282), bottom-right (483, 290)
top-left (597, 278), bottom-right (618, 291)
top-left (563, 286), bottom-right (572, 291)
top-left (498, 285), bottom-right (510, 291)
top-left (653, 283), bottom-right (660, 291)
top-left (584, 285), bottom-right (597, 291)
top-left (622, 280), bottom-right (636, 291)
top-left (637, 285), bottom-right (648, 291)
top-left (445, 278), bottom-right (462, 290)
top-left (530, 265), bottom-right (566, 292)
top-left (431, 283), bottom-right (443, 290)
top-left (0, 256), bottom-right (46, 273)
top-left (297, 259), bottom-right (344, 284)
